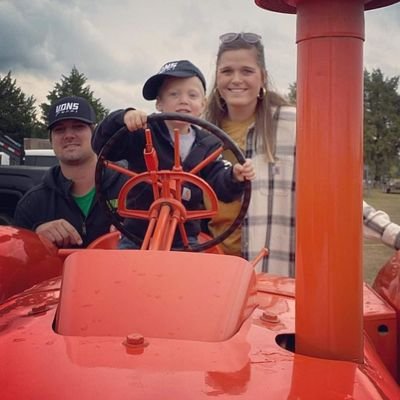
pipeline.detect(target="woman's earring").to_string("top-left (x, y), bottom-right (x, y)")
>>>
top-left (258, 87), bottom-right (267, 99)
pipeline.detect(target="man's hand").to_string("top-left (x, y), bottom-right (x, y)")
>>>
top-left (233, 159), bottom-right (256, 182)
top-left (35, 219), bottom-right (83, 248)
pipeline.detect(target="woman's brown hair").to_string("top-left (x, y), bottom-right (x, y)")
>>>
top-left (206, 36), bottom-right (287, 162)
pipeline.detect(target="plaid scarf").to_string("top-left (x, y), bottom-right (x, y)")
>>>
top-left (242, 106), bottom-right (296, 276)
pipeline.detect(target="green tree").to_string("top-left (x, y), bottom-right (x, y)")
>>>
top-left (0, 71), bottom-right (43, 143)
top-left (41, 66), bottom-right (108, 126)
top-left (287, 82), bottom-right (297, 105)
top-left (364, 69), bottom-right (400, 182)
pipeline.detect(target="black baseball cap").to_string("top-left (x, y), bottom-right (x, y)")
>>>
top-left (142, 60), bottom-right (207, 100)
top-left (47, 96), bottom-right (96, 130)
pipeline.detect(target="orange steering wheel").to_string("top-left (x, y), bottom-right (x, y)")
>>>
top-left (95, 112), bottom-right (251, 252)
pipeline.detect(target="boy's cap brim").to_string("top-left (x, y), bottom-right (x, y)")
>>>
top-left (142, 60), bottom-right (206, 100)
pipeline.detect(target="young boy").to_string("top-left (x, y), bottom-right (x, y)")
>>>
top-left (92, 59), bottom-right (255, 248)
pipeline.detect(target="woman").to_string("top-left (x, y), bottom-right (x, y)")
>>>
top-left (205, 32), bottom-right (296, 276)
top-left (205, 32), bottom-right (400, 277)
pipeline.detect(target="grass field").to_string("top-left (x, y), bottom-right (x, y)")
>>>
top-left (363, 187), bottom-right (400, 284)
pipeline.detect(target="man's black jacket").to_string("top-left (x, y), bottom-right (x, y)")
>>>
top-left (14, 164), bottom-right (127, 247)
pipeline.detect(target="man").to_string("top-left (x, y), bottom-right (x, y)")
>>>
top-left (14, 96), bottom-right (126, 248)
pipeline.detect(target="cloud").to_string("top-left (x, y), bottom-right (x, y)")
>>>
top-left (364, 5), bottom-right (400, 78)
top-left (0, 0), bottom-right (398, 117)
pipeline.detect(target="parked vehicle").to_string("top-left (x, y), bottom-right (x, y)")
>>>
top-left (0, 137), bottom-right (57, 225)
top-left (0, 152), bottom-right (10, 165)
top-left (385, 178), bottom-right (400, 193)
top-left (24, 148), bottom-right (58, 167)
top-left (0, 165), bottom-right (48, 225)
top-left (0, 134), bottom-right (23, 165)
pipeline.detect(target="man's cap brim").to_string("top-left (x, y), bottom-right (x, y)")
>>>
top-left (47, 116), bottom-right (95, 130)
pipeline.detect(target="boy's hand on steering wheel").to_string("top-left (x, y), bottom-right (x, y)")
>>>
top-left (123, 109), bottom-right (148, 132)
top-left (233, 159), bottom-right (256, 182)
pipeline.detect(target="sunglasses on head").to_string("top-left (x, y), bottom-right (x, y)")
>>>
top-left (219, 32), bottom-right (262, 44)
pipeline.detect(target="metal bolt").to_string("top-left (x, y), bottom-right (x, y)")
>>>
top-left (261, 311), bottom-right (279, 323)
top-left (123, 333), bottom-right (149, 349)
top-left (28, 304), bottom-right (49, 316)
top-left (126, 333), bottom-right (144, 346)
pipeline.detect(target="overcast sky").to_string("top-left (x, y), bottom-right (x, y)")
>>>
top-left (1, 0), bottom-right (399, 120)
